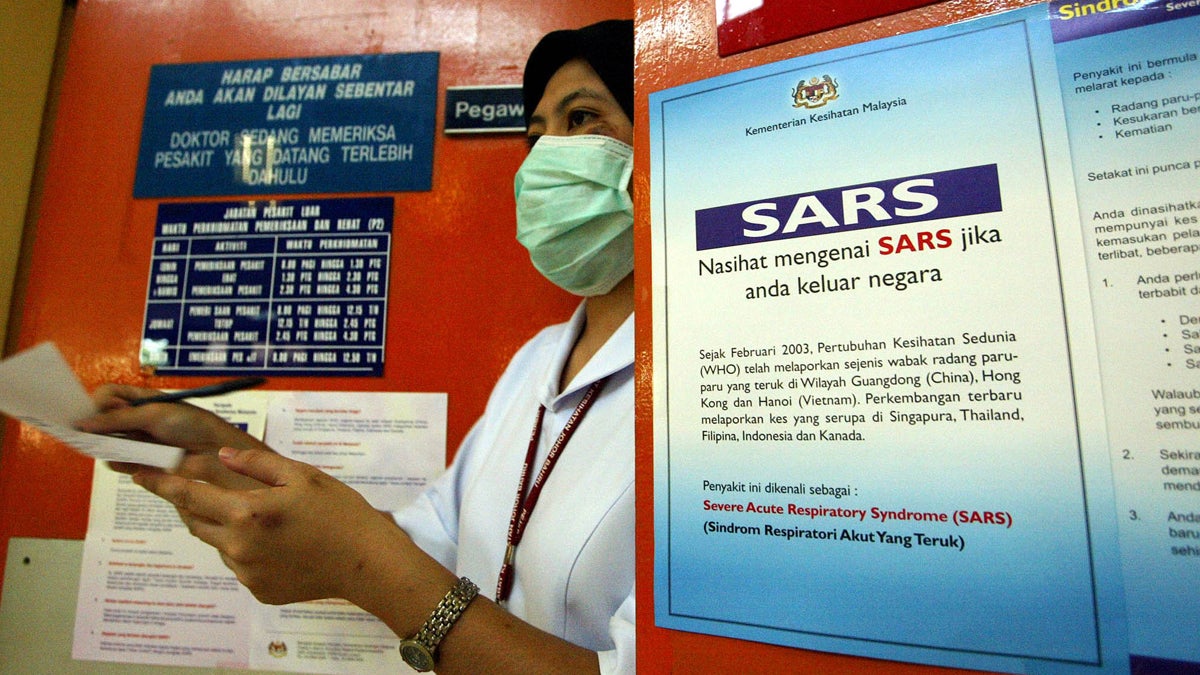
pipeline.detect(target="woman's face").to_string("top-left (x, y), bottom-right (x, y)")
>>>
top-left (525, 58), bottom-right (633, 149)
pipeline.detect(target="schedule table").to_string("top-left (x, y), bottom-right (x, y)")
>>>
top-left (141, 197), bottom-right (392, 376)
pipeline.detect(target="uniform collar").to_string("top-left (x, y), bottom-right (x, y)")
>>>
top-left (539, 302), bottom-right (634, 411)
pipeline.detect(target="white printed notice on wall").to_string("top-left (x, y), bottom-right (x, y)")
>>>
top-left (651, 2), bottom-right (1199, 673)
top-left (72, 391), bottom-right (446, 673)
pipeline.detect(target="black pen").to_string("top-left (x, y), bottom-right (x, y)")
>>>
top-left (128, 376), bottom-right (268, 406)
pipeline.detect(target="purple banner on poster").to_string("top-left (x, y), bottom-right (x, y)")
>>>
top-left (694, 164), bottom-right (1001, 251)
top-left (1049, 0), bottom-right (1200, 43)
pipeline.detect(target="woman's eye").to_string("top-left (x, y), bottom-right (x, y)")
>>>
top-left (567, 109), bottom-right (597, 129)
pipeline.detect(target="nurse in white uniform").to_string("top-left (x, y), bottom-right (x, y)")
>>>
top-left (78, 19), bottom-right (637, 675)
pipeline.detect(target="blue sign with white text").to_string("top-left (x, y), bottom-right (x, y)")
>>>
top-left (141, 197), bottom-right (392, 376)
top-left (444, 85), bottom-right (525, 133)
top-left (134, 53), bottom-right (439, 197)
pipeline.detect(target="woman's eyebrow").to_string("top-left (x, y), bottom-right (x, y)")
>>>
top-left (527, 87), bottom-right (611, 131)
top-left (553, 87), bottom-right (610, 115)
top-left (530, 87), bottom-right (611, 126)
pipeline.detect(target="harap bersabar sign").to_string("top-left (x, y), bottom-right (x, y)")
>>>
top-left (134, 53), bottom-right (438, 197)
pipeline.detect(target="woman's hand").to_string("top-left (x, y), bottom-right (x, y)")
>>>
top-left (75, 383), bottom-right (271, 489)
top-left (128, 439), bottom-right (603, 675)
top-left (86, 393), bottom-right (602, 674)
top-left (131, 446), bottom-right (406, 606)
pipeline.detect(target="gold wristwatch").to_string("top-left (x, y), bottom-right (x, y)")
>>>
top-left (398, 577), bottom-right (479, 672)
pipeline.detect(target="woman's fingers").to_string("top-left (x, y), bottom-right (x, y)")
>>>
top-left (131, 447), bottom-right (388, 605)
top-left (89, 383), bottom-right (162, 411)
top-left (132, 470), bottom-right (240, 548)
top-left (217, 446), bottom-right (297, 488)
top-left (76, 401), bottom-right (167, 435)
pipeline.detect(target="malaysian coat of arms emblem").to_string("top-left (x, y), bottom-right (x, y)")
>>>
top-left (792, 75), bottom-right (839, 108)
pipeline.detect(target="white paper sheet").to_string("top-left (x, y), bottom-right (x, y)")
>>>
top-left (71, 394), bottom-right (271, 668)
top-left (0, 342), bottom-right (183, 469)
top-left (253, 391), bottom-right (446, 673)
top-left (265, 391), bottom-right (447, 511)
top-left (73, 388), bottom-right (446, 673)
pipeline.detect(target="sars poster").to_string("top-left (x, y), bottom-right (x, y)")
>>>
top-left (651, 3), bottom-right (1197, 673)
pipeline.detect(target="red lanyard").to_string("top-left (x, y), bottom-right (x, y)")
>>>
top-left (496, 377), bottom-right (608, 605)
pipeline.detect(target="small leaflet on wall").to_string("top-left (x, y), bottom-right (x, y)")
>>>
top-left (133, 53), bottom-right (438, 197)
top-left (140, 197), bottom-right (391, 376)
top-left (71, 392), bottom-right (271, 669)
top-left (72, 390), bottom-right (447, 672)
top-left (650, 2), bottom-right (1198, 673)
top-left (1049, 0), bottom-right (1200, 667)
top-left (250, 391), bottom-right (446, 673)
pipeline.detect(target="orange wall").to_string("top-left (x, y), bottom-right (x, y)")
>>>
top-left (631, 0), bottom-right (1040, 672)
top-left (0, 0), bottom-right (630, 577)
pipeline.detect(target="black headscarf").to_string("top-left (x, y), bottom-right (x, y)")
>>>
top-left (522, 19), bottom-right (634, 126)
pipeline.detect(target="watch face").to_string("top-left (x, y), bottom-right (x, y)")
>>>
top-left (399, 640), bottom-right (435, 672)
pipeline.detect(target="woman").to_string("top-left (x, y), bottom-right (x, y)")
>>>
top-left (78, 19), bottom-right (636, 675)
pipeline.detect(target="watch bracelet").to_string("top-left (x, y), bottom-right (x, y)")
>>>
top-left (417, 577), bottom-right (479, 648)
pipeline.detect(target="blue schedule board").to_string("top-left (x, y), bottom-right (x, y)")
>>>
top-left (141, 197), bottom-right (392, 376)
top-left (133, 53), bottom-right (438, 197)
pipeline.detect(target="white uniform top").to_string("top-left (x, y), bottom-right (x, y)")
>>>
top-left (393, 303), bottom-right (635, 674)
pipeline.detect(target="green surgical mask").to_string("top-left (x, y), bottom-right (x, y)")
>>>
top-left (514, 134), bottom-right (634, 297)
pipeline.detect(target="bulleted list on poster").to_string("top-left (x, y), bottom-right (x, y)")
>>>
top-left (1052, 4), bottom-right (1200, 665)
